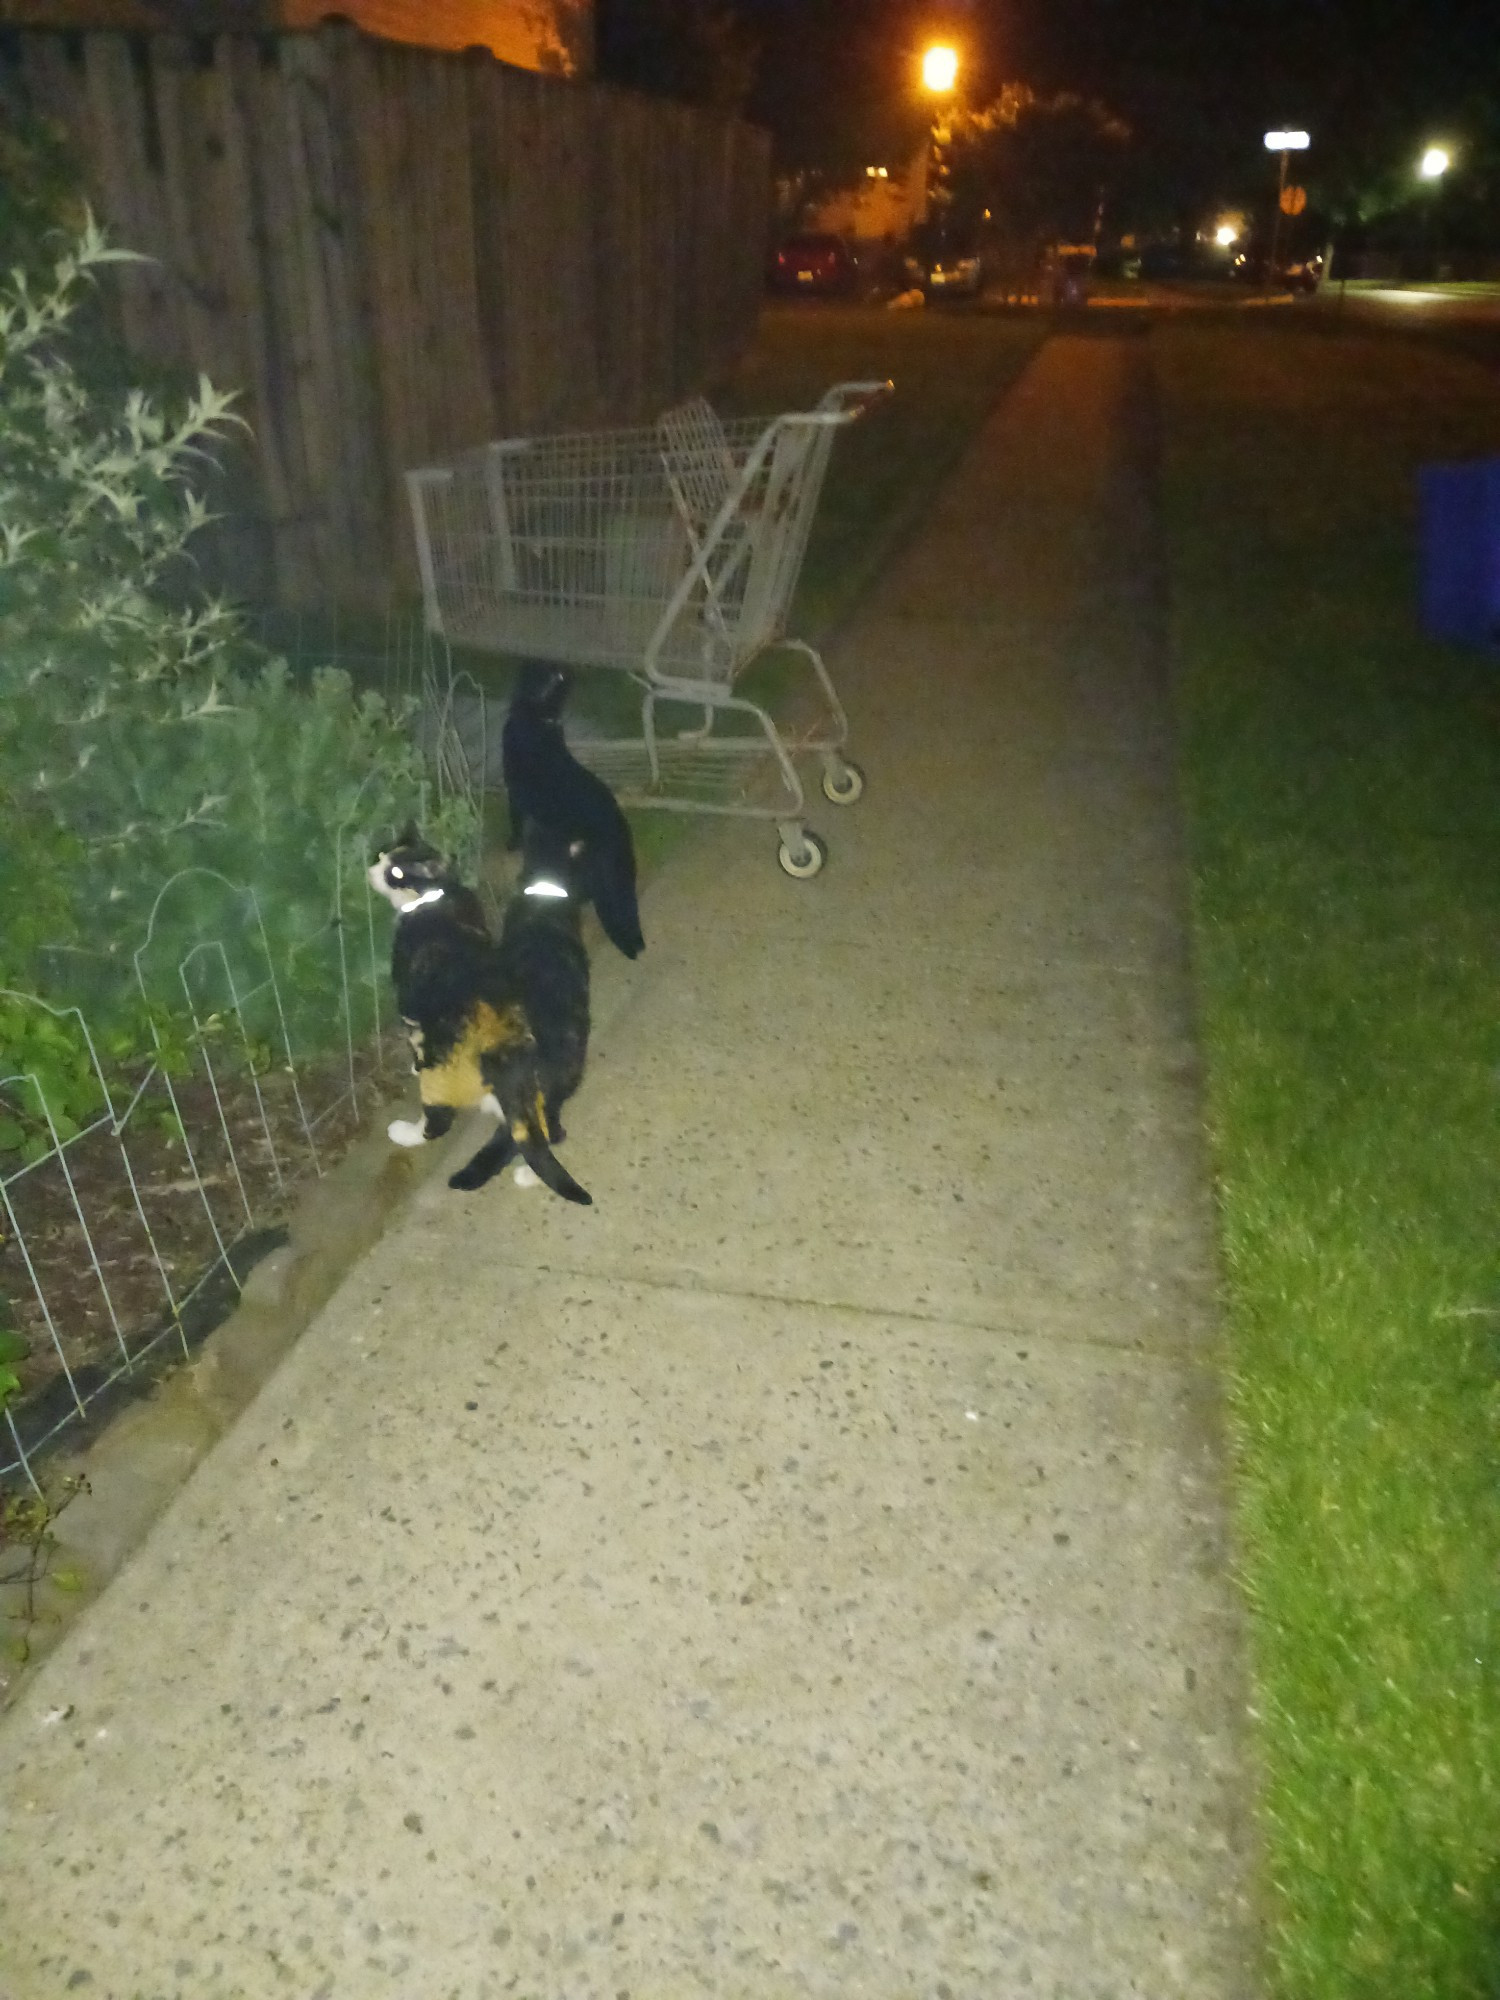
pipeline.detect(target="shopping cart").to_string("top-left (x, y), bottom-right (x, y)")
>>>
top-left (405, 380), bottom-right (891, 877)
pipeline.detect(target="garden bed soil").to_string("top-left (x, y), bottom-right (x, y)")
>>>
top-left (1, 1044), bottom-right (396, 1470)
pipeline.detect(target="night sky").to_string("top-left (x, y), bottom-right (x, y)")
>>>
top-left (729, 0), bottom-right (1498, 227)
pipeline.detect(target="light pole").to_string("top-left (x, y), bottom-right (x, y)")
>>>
top-left (1263, 128), bottom-right (1310, 293)
top-left (1419, 145), bottom-right (1451, 279)
top-left (918, 44), bottom-right (959, 227)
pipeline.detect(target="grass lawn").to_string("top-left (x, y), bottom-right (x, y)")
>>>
top-left (718, 301), bottom-right (1046, 638)
top-left (1338, 280), bottom-right (1500, 301)
top-left (1154, 312), bottom-right (1500, 1998)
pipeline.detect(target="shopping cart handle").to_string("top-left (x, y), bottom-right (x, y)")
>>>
top-left (815, 379), bottom-right (895, 423)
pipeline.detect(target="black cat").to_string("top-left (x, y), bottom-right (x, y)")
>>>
top-left (501, 661), bottom-right (646, 961)
top-left (446, 819), bottom-right (592, 1195)
top-left (368, 829), bottom-right (591, 1206)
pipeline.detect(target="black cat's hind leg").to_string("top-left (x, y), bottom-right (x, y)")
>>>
top-left (449, 1130), bottom-right (517, 1192)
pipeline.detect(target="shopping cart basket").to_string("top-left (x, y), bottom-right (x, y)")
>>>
top-left (405, 380), bottom-right (891, 877)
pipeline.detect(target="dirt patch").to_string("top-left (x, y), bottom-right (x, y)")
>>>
top-left (1, 1041), bottom-right (398, 1471)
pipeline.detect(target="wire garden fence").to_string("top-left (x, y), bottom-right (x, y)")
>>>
top-left (0, 618), bottom-right (484, 1497)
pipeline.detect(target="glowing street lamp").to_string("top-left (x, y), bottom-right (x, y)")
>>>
top-left (1419, 145), bottom-right (1451, 181)
top-left (922, 44), bottom-right (958, 95)
top-left (1215, 223), bottom-right (1238, 247)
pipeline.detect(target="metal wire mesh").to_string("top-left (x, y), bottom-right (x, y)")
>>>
top-left (0, 616), bottom-right (482, 1492)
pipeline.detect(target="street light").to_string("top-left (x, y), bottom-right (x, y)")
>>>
top-left (922, 44), bottom-right (958, 95)
top-left (1419, 145), bottom-right (1451, 181)
top-left (918, 45), bottom-right (959, 226)
top-left (1263, 128), bottom-right (1310, 293)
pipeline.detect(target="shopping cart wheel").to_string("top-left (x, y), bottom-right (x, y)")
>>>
top-left (821, 758), bottom-right (865, 806)
top-left (777, 829), bottom-right (828, 880)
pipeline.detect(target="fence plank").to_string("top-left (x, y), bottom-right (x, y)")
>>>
top-left (5, 22), bottom-right (770, 609)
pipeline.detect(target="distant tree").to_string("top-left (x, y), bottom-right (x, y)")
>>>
top-left (938, 84), bottom-right (1131, 253)
top-left (595, 0), bottom-right (759, 110)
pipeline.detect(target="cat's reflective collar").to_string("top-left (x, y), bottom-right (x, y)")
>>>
top-left (398, 885), bottom-right (445, 911)
top-left (524, 877), bottom-right (570, 900)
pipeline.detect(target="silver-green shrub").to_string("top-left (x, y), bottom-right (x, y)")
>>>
top-left (0, 219), bottom-right (475, 1153)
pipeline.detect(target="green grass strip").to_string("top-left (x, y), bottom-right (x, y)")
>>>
top-left (722, 302), bottom-right (1046, 640)
top-left (1155, 314), bottom-right (1500, 1999)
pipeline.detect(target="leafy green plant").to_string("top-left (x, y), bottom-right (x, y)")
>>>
top-left (0, 217), bottom-right (476, 1159)
top-left (1, 1470), bottom-right (87, 1667)
top-left (0, 106), bottom-right (87, 279)
top-left (0, 1318), bottom-right (27, 1414)
top-left (0, 997), bottom-right (106, 1161)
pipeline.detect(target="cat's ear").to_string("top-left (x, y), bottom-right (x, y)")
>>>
top-left (396, 819), bottom-right (420, 848)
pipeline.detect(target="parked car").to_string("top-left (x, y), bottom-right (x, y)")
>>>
top-left (1231, 248), bottom-right (1324, 292)
top-left (902, 225), bottom-right (983, 301)
top-left (1042, 244), bottom-right (1094, 307)
top-left (1094, 247), bottom-right (1142, 280)
top-left (768, 233), bottom-right (859, 297)
top-left (1138, 242), bottom-right (1185, 280)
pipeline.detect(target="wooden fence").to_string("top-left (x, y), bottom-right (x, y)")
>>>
top-left (1, 21), bottom-right (770, 606)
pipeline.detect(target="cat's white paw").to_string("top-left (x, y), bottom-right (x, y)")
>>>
top-left (479, 1092), bottom-right (503, 1119)
top-left (388, 1119), bottom-right (427, 1148)
top-left (513, 1162), bottom-right (541, 1189)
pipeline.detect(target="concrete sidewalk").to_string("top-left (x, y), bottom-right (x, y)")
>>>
top-left (0, 334), bottom-right (1259, 2000)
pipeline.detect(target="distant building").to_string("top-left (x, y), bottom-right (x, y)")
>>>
top-left (805, 151), bottom-right (926, 244)
top-left (0, 0), bottom-right (594, 75)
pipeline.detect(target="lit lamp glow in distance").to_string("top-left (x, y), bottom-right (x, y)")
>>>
top-left (922, 44), bottom-right (958, 94)
top-left (1419, 146), bottom-right (1451, 180)
top-left (1215, 223), bottom-right (1238, 247)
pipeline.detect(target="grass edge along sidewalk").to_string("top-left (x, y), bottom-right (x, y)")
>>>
top-left (1155, 314), bottom-right (1500, 2000)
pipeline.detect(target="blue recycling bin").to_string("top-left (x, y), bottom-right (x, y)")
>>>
top-left (1418, 457), bottom-right (1500, 650)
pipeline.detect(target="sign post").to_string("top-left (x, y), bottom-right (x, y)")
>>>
top-left (1264, 129), bottom-right (1310, 294)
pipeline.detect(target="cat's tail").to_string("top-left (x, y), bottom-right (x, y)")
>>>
top-left (590, 863), bottom-right (645, 959)
top-left (450, 1123), bottom-right (591, 1204)
top-left (519, 1129), bottom-right (592, 1205)
top-left (483, 1052), bottom-right (593, 1205)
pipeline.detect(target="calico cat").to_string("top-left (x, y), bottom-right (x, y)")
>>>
top-left (368, 828), bottom-right (591, 1206)
top-left (501, 661), bottom-right (646, 961)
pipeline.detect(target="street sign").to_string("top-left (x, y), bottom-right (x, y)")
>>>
top-left (1279, 185), bottom-right (1308, 215)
